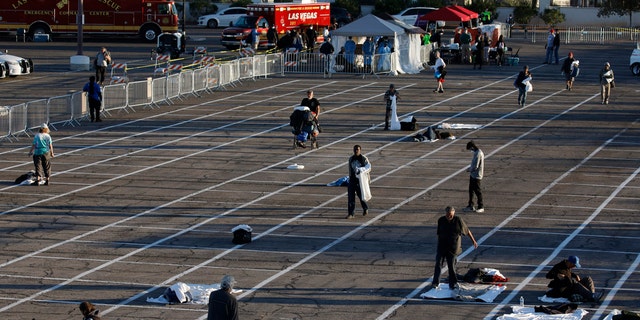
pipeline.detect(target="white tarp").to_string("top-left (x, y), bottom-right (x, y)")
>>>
top-left (330, 14), bottom-right (423, 74)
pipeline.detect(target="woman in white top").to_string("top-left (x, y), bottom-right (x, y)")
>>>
top-left (431, 51), bottom-right (447, 93)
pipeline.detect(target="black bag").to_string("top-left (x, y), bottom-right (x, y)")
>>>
top-left (232, 225), bottom-right (252, 244)
top-left (463, 268), bottom-right (486, 283)
top-left (400, 116), bottom-right (419, 131)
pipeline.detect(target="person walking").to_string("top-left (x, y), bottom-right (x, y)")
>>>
top-left (346, 145), bottom-right (371, 219)
top-left (431, 51), bottom-right (446, 93)
top-left (207, 275), bottom-right (239, 320)
top-left (383, 84), bottom-right (399, 130)
top-left (83, 76), bottom-right (103, 122)
top-left (464, 140), bottom-right (484, 213)
top-left (94, 47), bottom-right (111, 85)
top-left (546, 256), bottom-right (603, 303)
top-left (561, 52), bottom-right (577, 91)
top-left (515, 65), bottom-right (532, 107)
top-left (544, 29), bottom-right (555, 64)
top-left (431, 206), bottom-right (478, 290)
top-left (599, 62), bottom-right (615, 105)
top-left (28, 123), bottom-right (54, 186)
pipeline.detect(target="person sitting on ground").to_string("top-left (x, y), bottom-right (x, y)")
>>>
top-left (79, 301), bottom-right (102, 320)
top-left (546, 255), bottom-right (603, 303)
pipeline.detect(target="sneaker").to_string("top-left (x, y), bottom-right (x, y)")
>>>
top-left (592, 290), bottom-right (604, 303)
top-left (475, 208), bottom-right (485, 213)
top-left (463, 206), bottom-right (475, 212)
top-left (449, 283), bottom-right (460, 290)
top-left (438, 89), bottom-right (444, 93)
top-left (31, 181), bottom-right (39, 186)
top-left (43, 179), bottom-right (49, 186)
top-left (345, 214), bottom-right (354, 219)
top-left (363, 209), bottom-right (368, 216)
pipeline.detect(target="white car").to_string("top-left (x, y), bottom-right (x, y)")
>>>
top-left (630, 46), bottom-right (640, 76)
top-left (0, 51), bottom-right (33, 78)
top-left (392, 7), bottom-right (437, 26)
top-left (198, 7), bottom-right (248, 29)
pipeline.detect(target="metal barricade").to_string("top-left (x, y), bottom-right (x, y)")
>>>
top-left (128, 79), bottom-right (153, 110)
top-left (219, 62), bottom-right (236, 88)
top-left (0, 106), bottom-right (10, 142)
top-left (192, 68), bottom-right (208, 95)
top-left (68, 91), bottom-right (86, 125)
top-left (179, 69), bottom-right (197, 98)
top-left (103, 83), bottom-right (128, 115)
top-left (205, 64), bottom-right (221, 92)
top-left (47, 94), bottom-right (72, 130)
top-left (25, 99), bottom-right (49, 132)
top-left (151, 76), bottom-right (168, 108)
top-left (238, 57), bottom-right (254, 80)
top-left (166, 73), bottom-right (182, 103)
top-left (9, 103), bottom-right (27, 140)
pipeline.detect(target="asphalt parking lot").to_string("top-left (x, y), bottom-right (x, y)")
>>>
top-left (1, 29), bottom-right (639, 320)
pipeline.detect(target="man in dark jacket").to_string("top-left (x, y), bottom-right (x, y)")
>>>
top-left (546, 256), bottom-right (603, 303)
top-left (208, 275), bottom-right (239, 320)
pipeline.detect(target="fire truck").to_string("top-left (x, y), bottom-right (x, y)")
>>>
top-left (221, 2), bottom-right (331, 50)
top-left (0, 0), bottom-right (179, 41)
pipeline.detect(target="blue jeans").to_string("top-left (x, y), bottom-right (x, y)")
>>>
top-left (518, 86), bottom-right (527, 106)
top-left (433, 251), bottom-right (458, 288)
top-left (553, 46), bottom-right (560, 64)
top-left (545, 47), bottom-right (554, 63)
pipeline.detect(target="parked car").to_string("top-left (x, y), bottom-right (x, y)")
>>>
top-left (392, 7), bottom-right (437, 26)
top-left (331, 7), bottom-right (352, 27)
top-left (0, 51), bottom-right (33, 78)
top-left (198, 7), bottom-right (248, 29)
top-left (630, 46), bottom-right (640, 75)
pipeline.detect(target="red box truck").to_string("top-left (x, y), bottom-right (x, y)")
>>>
top-left (221, 2), bottom-right (331, 49)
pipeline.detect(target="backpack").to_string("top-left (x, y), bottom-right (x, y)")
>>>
top-left (232, 224), bottom-right (252, 244)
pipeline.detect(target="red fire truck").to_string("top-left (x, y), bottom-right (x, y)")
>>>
top-left (221, 2), bottom-right (331, 49)
top-left (0, 0), bottom-right (179, 41)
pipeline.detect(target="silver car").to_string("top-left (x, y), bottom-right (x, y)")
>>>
top-left (198, 7), bottom-right (248, 29)
top-left (0, 52), bottom-right (33, 78)
top-left (630, 45), bottom-right (640, 76)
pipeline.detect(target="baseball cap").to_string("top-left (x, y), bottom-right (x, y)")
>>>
top-left (41, 123), bottom-right (48, 129)
top-left (568, 255), bottom-right (581, 268)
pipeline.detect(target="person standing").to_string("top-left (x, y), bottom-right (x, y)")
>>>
top-left (459, 28), bottom-right (472, 64)
top-left (83, 76), bottom-right (103, 122)
top-left (544, 29), bottom-right (555, 64)
top-left (553, 30), bottom-right (561, 64)
top-left (599, 62), bottom-right (614, 105)
top-left (432, 206), bottom-right (478, 290)
top-left (495, 35), bottom-right (505, 66)
top-left (506, 14), bottom-right (515, 38)
top-left (28, 123), bottom-right (54, 186)
top-left (208, 275), bottom-right (239, 320)
top-left (363, 37), bottom-right (375, 71)
top-left (515, 65), bottom-right (532, 107)
top-left (561, 52), bottom-right (576, 90)
top-left (473, 33), bottom-right (484, 70)
top-left (94, 47), bottom-right (111, 85)
top-left (431, 51), bottom-right (446, 93)
top-left (383, 84), bottom-right (400, 130)
top-left (546, 256), bottom-right (603, 303)
top-left (266, 25), bottom-right (278, 48)
top-left (482, 32), bottom-right (491, 64)
top-left (305, 26), bottom-right (317, 53)
top-left (464, 140), bottom-right (484, 213)
top-left (347, 145), bottom-right (371, 219)
top-left (422, 30), bottom-right (431, 46)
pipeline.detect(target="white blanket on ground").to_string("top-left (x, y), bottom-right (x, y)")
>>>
top-left (538, 295), bottom-right (571, 304)
top-left (420, 283), bottom-right (506, 302)
top-left (496, 306), bottom-right (588, 320)
top-left (146, 283), bottom-right (243, 305)
top-left (437, 123), bottom-right (482, 130)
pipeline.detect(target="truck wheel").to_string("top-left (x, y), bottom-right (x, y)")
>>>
top-left (631, 63), bottom-right (640, 76)
top-left (141, 25), bottom-right (160, 42)
top-left (28, 24), bottom-right (50, 40)
top-left (207, 20), bottom-right (218, 28)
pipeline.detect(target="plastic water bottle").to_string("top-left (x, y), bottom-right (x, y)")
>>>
top-left (520, 296), bottom-right (525, 307)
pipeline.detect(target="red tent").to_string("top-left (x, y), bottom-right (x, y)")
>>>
top-left (449, 5), bottom-right (478, 19)
top-left (416, 7), bottom-right (471, 24)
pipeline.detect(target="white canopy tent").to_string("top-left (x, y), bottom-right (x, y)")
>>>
top-left (330, 14), bottom-right (423, 74)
